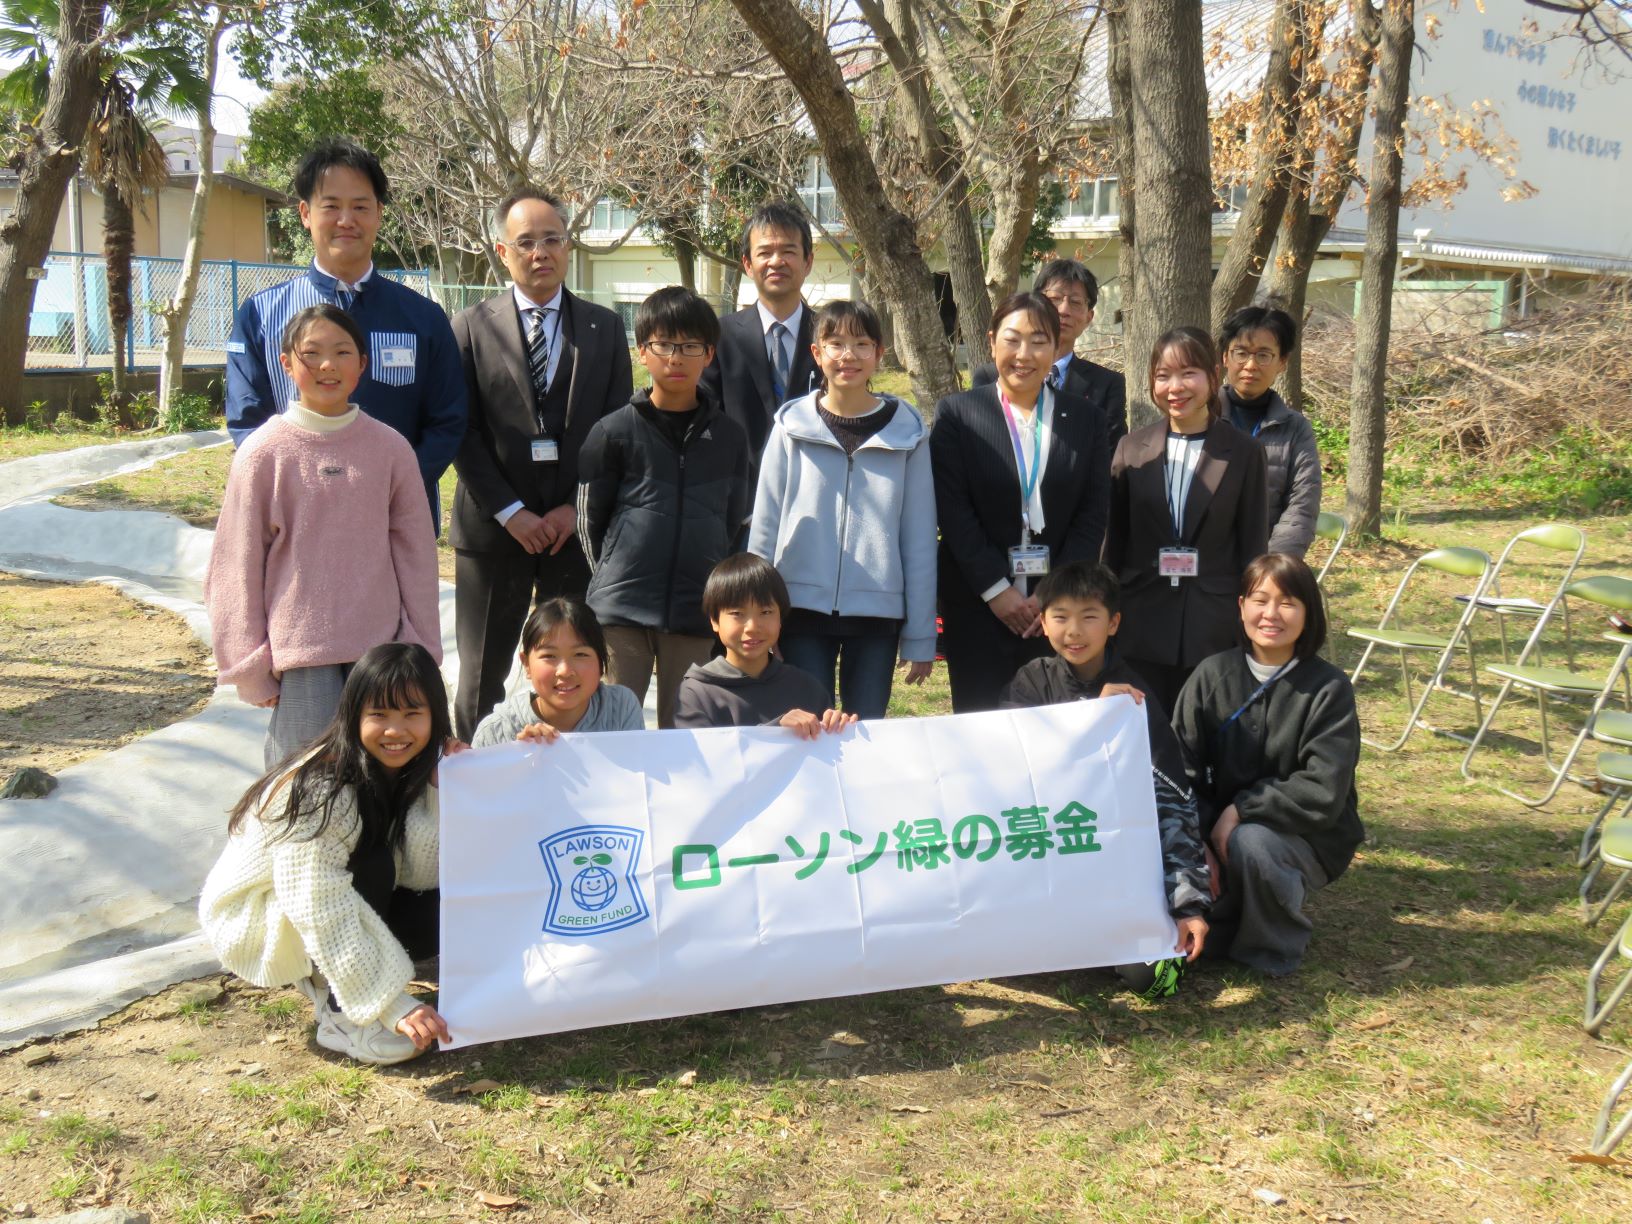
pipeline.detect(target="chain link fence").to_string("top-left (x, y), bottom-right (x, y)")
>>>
top-left (25, 252), bottom-right (432, 371)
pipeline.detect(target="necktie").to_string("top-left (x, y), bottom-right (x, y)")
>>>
top-left (1046, 365), bottom-right (1063, 392)
top-left (769, 321), bottom-right (790, 404)
top-left (527, 307), bottom-right (552, 405)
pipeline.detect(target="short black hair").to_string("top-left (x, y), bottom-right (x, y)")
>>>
top-left (990, 291), bottom-right (1062, 348)
top-left (1035, 561), bottom-right (1121, 617)
top-left (280, 303), bottom-right (367, 357)
top-left (1239, 553), bottom-right (1327, 660)
top-left (813, 299), bottom-right (883, 347)
top-left (520, 597), bottom-right (607, 672)
top-left (1032, 259), bottom-right (1099, 310)
top-left (495, 188), bottom-right (569, 234)
top-left (635, 286), bottom-right (720, 348)
top-left (740, 200), bottom-right (813, 261)
top-left (702, 553), bottom-right (790, 622)
top-left (1218, 304), bottom-right (1298, 358)
top-left (293, 139), bottom-right (389, 205)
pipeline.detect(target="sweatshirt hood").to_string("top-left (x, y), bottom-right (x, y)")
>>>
top-left (775, 391), bottom-right (926, 451)
top-left (683, 655), bottom-right (789, 688)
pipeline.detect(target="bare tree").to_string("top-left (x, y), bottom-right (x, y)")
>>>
top-left (1526, 0), bottom-right (1632, 64)
top-left (1346, 0), bottom-right (1414, 538)
top-left (1120, 0), bottom-right (1213, 428)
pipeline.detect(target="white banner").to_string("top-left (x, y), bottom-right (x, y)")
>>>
top-left (438, 697), bottom-right (1176, 1049)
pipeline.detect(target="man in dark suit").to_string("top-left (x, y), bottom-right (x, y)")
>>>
top-left (698, 201), bottom-right (821, 477)
top-left (972, 259), bottom-right (1127, 451)
top-left (450, 188), bottom-right (634, 739)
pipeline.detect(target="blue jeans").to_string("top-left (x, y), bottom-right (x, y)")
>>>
top-left (778, 631), bottom-right (899, 720)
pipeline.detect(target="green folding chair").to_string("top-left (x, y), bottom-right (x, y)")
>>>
top-left (1593, 1053), bottom-right (1632, 1156)
top-left (1585, 902), bottom-right (1632, 1037)
top-left (1578, 708), bottom-right (1632, 877)
top-left (1583, 813), bottom-right (1632, 927)
top-left (1454, 523), bottom-right (1585, 664)
top-left (1460, 578), bottom-right (1632, 809)
top-left (1347, 546), bottom-right (1493, 751)
top-left (1313, 511), bottom-right (1348, 586)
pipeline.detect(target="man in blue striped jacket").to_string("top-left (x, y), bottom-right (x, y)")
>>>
top-left (225, 139), bottom-right (465, 532)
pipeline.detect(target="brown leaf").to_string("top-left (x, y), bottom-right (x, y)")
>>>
top-left (475, 1190), bottom-right (521, 1209)
top-left (583, 1178), bottom-right (606, 1195)
top-left (456, 1078), bottom-right (504, 1096)
top-left (891, 1104), bottom-right (931, 1114)
top-left (1352, 1014), bottom-right (1394, 1032)
top-left (675, 1069), bottom-right (698, 1087)
top-left (1568, 1152), bottom-right (1632, 1167)
top-left (1381, 956), bottom-right (1415, 973)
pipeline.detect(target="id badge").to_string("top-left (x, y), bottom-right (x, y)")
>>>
top-left (1158, 546), bottom-right (1200, 586)
top-left (530, 437), bottom-right (560, 463)
top-left (1009, 544), bottom-right (1051, 578)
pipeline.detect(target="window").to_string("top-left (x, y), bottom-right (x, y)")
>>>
top-left (615, 300), bottom-right (638, 340)
top-left (798, 156), bottom-right (843, 227)
top-left (589, 199), bottom-right (640, 233)
top-left (1057, 176), bottom-right (1119, 223)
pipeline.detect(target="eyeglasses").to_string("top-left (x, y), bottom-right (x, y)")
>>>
top-left (1227, 347), bottom-right (1280, 366)
top-left (507, 235), bottom-right (568, 254)
top-left (1043, 292), bottom-right (1090, 312)
top-left (820, 340), bottom-right (877, 358)
top-left (643, 340), bottom-right (710, 357)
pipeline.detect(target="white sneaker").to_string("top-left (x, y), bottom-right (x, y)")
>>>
top-left (313, 1009), bottom-right (426, 1066)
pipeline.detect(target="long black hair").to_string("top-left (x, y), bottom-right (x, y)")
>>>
top-left (227, 643), bottom-right (450, 850)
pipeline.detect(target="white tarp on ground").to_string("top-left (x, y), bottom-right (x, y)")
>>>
top-left (438, 697), bottom-right (1174, 1049)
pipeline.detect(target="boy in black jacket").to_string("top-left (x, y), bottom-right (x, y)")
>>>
top-left (999, 561), bottom-right (1211, 997)
top-left (675, 554), bottom-right (855, 737)
top-left (577, 288), bottom-right (750, 728)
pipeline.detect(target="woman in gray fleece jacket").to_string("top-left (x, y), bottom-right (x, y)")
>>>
top-left (471, 598), bottom-right (645, 746)
top-left (748, 301), bottom-right (937, 721)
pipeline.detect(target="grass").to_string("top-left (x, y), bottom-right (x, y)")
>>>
top-left (0, 419), bottom-right (117, 460)
top-left (51, 442), bottom-right (233, 527)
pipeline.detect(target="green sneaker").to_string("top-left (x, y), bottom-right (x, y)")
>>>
top-left (1115, 957), bottom-right (1186, 1001)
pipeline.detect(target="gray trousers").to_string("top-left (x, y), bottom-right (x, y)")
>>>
top-left (603, 626), bottom-right (713, 730)
top-left (265, 664), bottom-right (350, 770)
top-left (1211, 822), bottom-right (1329, 977)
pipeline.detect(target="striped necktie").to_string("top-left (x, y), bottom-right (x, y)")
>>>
top-left (769, 321), bottom-right (790, 404)
top-left (1046, 365), bottom-right (1063, 392)
top-left (527, 307), bottom-right (552, 402)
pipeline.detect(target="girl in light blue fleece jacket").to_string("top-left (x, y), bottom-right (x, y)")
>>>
top-left (748, 300), bottom-right (937, 720)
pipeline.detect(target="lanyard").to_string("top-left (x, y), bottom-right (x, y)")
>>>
top-left (1222, 660), bottom-right (1293, 730)
top-left (1000, 389), bottom-right (1044, 535)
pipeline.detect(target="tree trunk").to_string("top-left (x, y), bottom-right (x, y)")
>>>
top-left (1211, 0), bottom-right (1305, 329)
top-left (1107, 3), bottom-right (1139, 411)
top-left (102, 182), bottom-right (135, 417)
top-left (982, 155), bottom-right (1042, 308)
top-left (1346, 0), bottom-right (1414, 539)
top-left (159, 8), bottom-right (228, 423)
top-left (861, 0), bottom-right (990, 370)
top-left (728, 0), bottom-right (959, 408)
top-left (0, 0), bottom-right (108, 426)
top-left (1125, 0), bottom-right (1214, 429)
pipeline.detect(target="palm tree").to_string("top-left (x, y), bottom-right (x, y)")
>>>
top-left (0, 1), bottom-right (205, 422)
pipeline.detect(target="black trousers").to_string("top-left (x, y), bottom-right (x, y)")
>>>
top-left (1122, 657), bottom-right (1193, 715)
top-left (347, 836), bottom-right (439, 963)
top-left (941, 594), bottom-right (1050, 714)
top-left (453, 541), bottom-right (591, 740)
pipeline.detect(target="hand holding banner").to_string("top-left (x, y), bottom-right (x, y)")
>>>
top-left (438, 697), bottom-right (1176, 1049)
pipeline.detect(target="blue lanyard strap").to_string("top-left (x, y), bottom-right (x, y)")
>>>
top-left (999, 390), bottom-right (1044, 518)
top-left (1223, 661), bottom-right (1293, 729)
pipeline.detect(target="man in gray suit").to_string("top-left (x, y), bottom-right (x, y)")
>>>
top-left (450, 188), bottom-right (634, 739)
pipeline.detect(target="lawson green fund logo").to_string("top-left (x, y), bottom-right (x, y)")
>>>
top-left (539, 825), bottom-right (649, 937)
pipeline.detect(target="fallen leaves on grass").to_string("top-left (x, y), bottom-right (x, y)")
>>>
top-left (475, 1189), bottom-right (522, 1209)
top-left (1568, 1152), bottom-right (1632, 1168)
top-left (455, 1078), bottom-right (504, 1095)
top-left (1353, 1013), bottom-right (1396, 1031)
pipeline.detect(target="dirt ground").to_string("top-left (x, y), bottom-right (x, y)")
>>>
top-left (0, 574), bottom-right (214, 776)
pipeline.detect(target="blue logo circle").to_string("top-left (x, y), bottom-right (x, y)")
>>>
top-left (571, 865), bottom-right (618, 912)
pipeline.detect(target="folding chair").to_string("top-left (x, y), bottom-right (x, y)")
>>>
top-left (1460, 577), bottom-right (1632, 809)
top-left (1454, 523), bottom-right (1585, 664)
top-left (1313, 511), bottom-right (1348, 586)
top-left (1584, 904), bottom-right (1632, 1037)
top-left (1581, 710), bottom-right (1632, 873)
top-left (1593, 1054), bottom-right (1632, 1156)
top-left (1582, 813), bottom-right (1632, 928)
top-left (1347, 546), bottom-right (1493, 751)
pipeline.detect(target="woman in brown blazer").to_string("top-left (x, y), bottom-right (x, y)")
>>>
top-left (1104, 327), bottom-right (1268, 711)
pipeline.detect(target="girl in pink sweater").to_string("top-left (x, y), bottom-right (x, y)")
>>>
top-left (205, 305), bottom-right (442, 768)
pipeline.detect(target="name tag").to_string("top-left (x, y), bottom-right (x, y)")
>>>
top-left (1009, 544), bottom-right (1051, 578)
top-left (1158, 547), bottom-right (1200, 586)
top-left (531, 437), bottom-right (560, 463)
top-left (380, 347), bottom-right (414, 368)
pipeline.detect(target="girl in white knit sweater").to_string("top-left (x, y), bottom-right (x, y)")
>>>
top-left (201, 642), bottom-right (473, 1064)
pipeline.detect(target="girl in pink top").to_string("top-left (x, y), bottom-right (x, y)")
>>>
top-left (205, 304), bottom-right (443, 768)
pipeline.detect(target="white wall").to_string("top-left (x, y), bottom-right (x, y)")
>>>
top-left (1338, 0), bottom-right (1632, 263)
